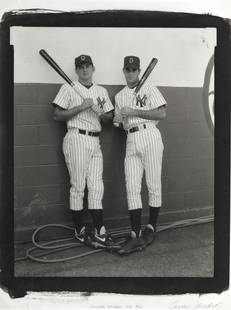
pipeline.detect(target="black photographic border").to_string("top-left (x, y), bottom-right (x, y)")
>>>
top-left (0, 10), bottom-right (230, 297)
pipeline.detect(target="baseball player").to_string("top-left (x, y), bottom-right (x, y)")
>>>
top-left (114, 56), bottom-right (167, 254)
top-left (52, 55), bottom-right (115, 248)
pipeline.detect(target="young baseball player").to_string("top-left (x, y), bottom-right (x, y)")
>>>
top-left (114, 56), bottom-right (167, 254)
top-left (52, 55), bottom-right (115, 248)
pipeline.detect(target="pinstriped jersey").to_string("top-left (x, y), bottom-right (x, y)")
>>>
top-left (53, 81), bottom-right (114, 132)
top-left (115, 82), bottom-right (166, 130)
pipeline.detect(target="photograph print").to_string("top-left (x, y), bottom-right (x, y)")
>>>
top-left (12, 25), bottom-right (216, 280)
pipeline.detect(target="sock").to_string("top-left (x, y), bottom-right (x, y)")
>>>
top-left (71, 210), bottom-right (84, 234)
top-left (149, 206), bottom-right (160, 230)
top-left (89, 209), bottom-right (104, 234)
top-left (129, 209), bottom-right (142, 238)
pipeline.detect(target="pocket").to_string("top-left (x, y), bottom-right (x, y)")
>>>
top-left (126, 138), bottom-right (135, 156)
top-left (152, 127), bottom-right (164, 150)
top-left (158, 131), bottom-right (164, 151)
top-left (145, 128), bottom-right (164, 153)
top-left (62, 133), bottom-right (71, 163)
top-left (156, 131), bottom-right (164, 152)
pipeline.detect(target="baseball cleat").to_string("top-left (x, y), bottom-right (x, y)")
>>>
top-left (92, 226), bottom-right (121, 250)
top-left (74, 226), bottom-right (93, 246)
top-left (117, 230), bottom-right (146, 255)
top-left (142, 224), bottom-right (157, 246)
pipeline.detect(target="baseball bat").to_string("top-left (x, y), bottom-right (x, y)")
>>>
top-left (39, 49), bottom-right (84, 99)
top-left (134, 57), bottom-right (158, 95)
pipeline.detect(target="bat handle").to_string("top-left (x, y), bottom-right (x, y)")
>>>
top-left (72, 84), bottom-right (85, 100)
top-left (72, 86), bottom-right (97, 108)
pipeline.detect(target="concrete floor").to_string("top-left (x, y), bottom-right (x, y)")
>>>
top-left (14, 222), bottom-right (214, 277)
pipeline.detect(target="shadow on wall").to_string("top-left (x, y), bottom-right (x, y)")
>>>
top-left (14, 83), bottom-right (214, 239)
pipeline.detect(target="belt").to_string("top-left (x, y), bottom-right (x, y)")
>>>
top-left (126, 124), bottom-right (147, 134)
top-left (78, 129), bottom-right (100, 137)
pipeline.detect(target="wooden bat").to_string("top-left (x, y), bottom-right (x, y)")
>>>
top-left (134, 58), bottom-right (158, 95)
top-left (39, 49), bottom-right (84, 99)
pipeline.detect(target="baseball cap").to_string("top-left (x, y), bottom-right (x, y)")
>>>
top-left (75, 55), bottom-right (93, 67)
top-left (124, 56), bottom-right (140, 69)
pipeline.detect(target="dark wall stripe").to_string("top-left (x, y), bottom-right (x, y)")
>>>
top-left (14, 83), bottom-right (214, 231)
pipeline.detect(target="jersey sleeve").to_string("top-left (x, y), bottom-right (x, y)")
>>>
top-left (148, 86), bottom-right (167, 109)
top-left (52, 84), bottom-right (70, 110)
top-left (102, 88), bottom-right (114, 113)
top-left (114, 93), bottom-right (121, 110)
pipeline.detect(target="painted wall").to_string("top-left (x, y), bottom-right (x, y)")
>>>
top-left (11, 27), bottom-right (215, 239)
top-left (11, 27), bottom-right (216, 86)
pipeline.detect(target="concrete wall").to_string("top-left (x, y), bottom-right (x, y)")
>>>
top-left (14, 83), bottom-right (214, 239)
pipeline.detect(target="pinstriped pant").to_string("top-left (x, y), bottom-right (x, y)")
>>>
top-left (63, 130), bottom-right (104, 211)
top-left (125, 124), bottom-right (164, 210)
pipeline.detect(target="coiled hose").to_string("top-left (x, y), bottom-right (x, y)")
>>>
top-left (15, 215), bottom-right (214, 263)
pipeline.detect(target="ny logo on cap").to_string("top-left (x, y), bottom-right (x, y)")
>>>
top-left (129, 57), bottom-right (134, 63)
top-left (81, 55), bottom-right (86, 61)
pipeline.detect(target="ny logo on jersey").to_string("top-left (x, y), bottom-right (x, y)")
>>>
top-left (97, 97), bottom-right (106, 109)
top-left (136, 94), bottom-right (147, 108)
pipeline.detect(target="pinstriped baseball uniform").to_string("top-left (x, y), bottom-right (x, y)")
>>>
top-left (115, 82), bottom-right (166, 210)
top-left (53, 81), bottom-right (114, 211)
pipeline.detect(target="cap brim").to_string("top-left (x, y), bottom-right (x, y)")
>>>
top-left (124, 64), bottom-right (139, 69)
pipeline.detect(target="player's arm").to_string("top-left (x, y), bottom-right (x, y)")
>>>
top-left (100, 110), bottom-right (114, 123)
top-left (53, 98), bottom-right (94, 121)
top-left (120, 86), bottom-right (167, 120)
top-left (113, 105), bottom-right (122, 123)
top-left (113, 96), bottom-right (124, 128)
top-left (97, 89), bottom-right (114, 123)
top-left (120, 105), bottom-right (166, 120)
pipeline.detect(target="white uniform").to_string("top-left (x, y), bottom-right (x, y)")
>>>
top-left (115, 82), bottom-right (166, 210)
top-left (53, 81), bottom-right (114, 211)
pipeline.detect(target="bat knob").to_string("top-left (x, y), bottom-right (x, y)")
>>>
top-left (39, 49), bottom-right (47, 57)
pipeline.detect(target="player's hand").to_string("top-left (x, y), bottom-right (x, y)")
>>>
top-left (91, 104), bottom-right (104, 115)
top-left (113, 113), bottom-right (123, 124)
top-left (81, 98), bottom-right (94, 110)
top-left (120, 107), bottom-right (137, 117)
